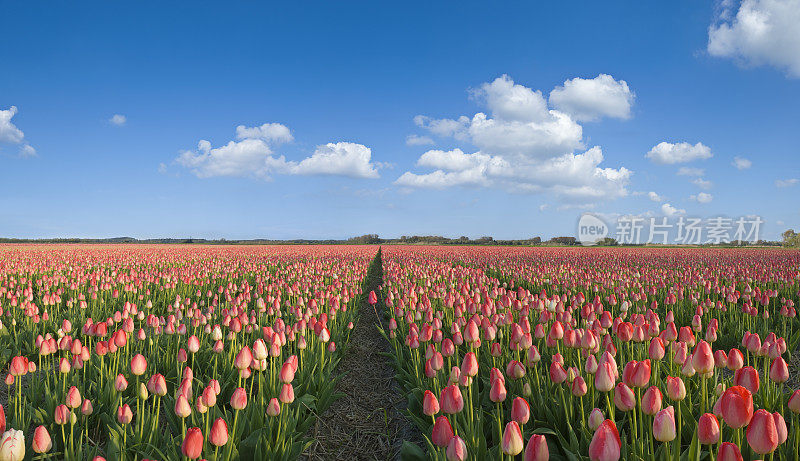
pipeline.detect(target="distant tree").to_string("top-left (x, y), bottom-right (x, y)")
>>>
top-left (782, 229), bottom-right (800, 248)
top-left (597, 237), bottom-right (618, 246)
top-left (549, 236), bottom-right (578, 245)
top-left (530, 237), bottom-right (542, 244)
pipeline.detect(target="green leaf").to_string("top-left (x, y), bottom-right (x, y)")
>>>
top-left (399, 441), bottom-right (428, 461)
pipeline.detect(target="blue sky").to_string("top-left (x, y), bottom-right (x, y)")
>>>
top-left (1, 1), bottom-right (799, 241)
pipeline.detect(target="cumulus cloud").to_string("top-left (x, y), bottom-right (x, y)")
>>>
top-left (109, 114), bottom-right (127, 126)
top-left (661, 203), bottom-right (686, 217)
top-left (775, 178), bottom-right (798, 187)
top-left (708, 0), bottom-right (800, 77)
top-left (405, 134), bottom-right (434, 146)
top-left (290, 142), bottom-right (379, 178)
top-left (235, 123), bottom-right (294, 144)
top-left (690, 192), bottom-right (714, 203)
top-left (175, 123), bottom-right (378, 180)
top-left (549, 74), bottom-right (634, 122)
top-left (399, 75), bottom-right (631, 204)
top-left (648, 191), bottom-right (664, 202)
top-left (646, 142), bottom-right (713, 164)
top-left (732, 156), bottom-right (752, 169)
top-left (0, 106), bottom-right (36, 157)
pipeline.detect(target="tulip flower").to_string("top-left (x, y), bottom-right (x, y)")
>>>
top-left (266, 398), bottom-right (281, 417)
top-left (524, 434), bottom-right (549, 461)
top-left (653, 406), bottom-right (676, 442)
top-left (446, 435), bottom-right (467, 461)
top-left (588, 408), bottom-right (605, 431)
top-left (32, 425), bottom-right (52, 453)
top-left (181, 427), bottom-right (203, 459)
top-left (588, 420), bottom-right (621, 461)
top-left (431, 415), bottom-right (454, 447)
top-left (210, 417), bottom-right (229, 447)
top-left (697, 413), bottom-right (720, 445)
top-left (502, 421), bottom-right (524, 456)
top-left (511, 397), bottom-right (530, 425)
top-left (746, 409), bottom-right (779, 455)
top-left (440, 385), bottom-right (464, 414)
top-left (0, 429), bottom-right (25, 461)
top-left (641, 386), bottom-right (663, 416)
top-left (717, 442), bottom-right (743, 461)
top-left (423, 390), bottom-right (440, 417)
top-left (721, 386), bottom-right (753, 429)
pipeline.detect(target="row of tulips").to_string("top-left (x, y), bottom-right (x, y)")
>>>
top-left (380, 247), bottom-right (800, 460)
top-left (0, 244), bottom-right (380, 460)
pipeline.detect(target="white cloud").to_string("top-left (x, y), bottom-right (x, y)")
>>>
top-left (0, 106), bottom-right (36, 157)
top-left (646, 142), bottom-right (713, 164)
top-left (732, 156), bottom-right (752, 169)
top-left (290, 142), bottom-right (379, 178)
top-left (661, 203), bottom-right (686, 217)
top-left (400, 75), bottom-right (631, 205)
top-left (0, 106), bottom-right (25, 144)
top-left (690, 192), bottom-right (714, 203)
top-left (19, 144), bottom-right (36, 157)
top-left (549, 74), bottom-right (634, 122)
top-left (648, 191), bottom-right (665, 202)
top-left (175, 123), bottom-right (378, 180)
top-left (109, 114), bottom-right (127, 126)
top-left (235, 123), bottom-right (294, 144)
top-left (677, 167), bottom-right (706, 176)
top-left (158, 163), bottom-right (167, 174)
top-left (693, 178), bottom-right (714, 189)
top-left (708, 0), bottom-right (800, 77)
top-left (776, 178), bottom-right (799, 187)
top-left (405, 134), bottom-right (434, 146)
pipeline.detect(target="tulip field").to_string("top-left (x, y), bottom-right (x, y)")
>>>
top-left (1, 244), bottom-right (800, 461)
top-left (0, 244), bottom-right (378, 460)
top-left (381, 246), bottom-right (800, 461)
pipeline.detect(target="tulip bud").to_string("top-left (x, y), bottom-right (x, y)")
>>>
top-left (502, 421), bottom-right (524, 455)
top-left (181, 427), bottom-right (204, 459)
top-left (209, 417), bottom-right (229, 447)
top-left (33, 425), bottom-right (53, 453)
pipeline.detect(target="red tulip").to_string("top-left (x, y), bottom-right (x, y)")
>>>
top-left (691, 341), bottom-right (714, 375)
top-left (588, 420), bottom-right (621, 461)
top-left (720, 386), bottom-right (753, 429)
top-left (431, 415), bottom-right (454, 447)
top-left (209, 417), bottom-right (229, 447)
top-left (524, 434), bottom-right (549, 461)
top-left (641, 386), bottom-right (662, 416)
top-left (230, 387), bottom-right (247, 410)
top-left (717, 442), bottom-right (743, 461)
top-left (666, 376), bottom-right (686, 401)
top-left (746, 409), bottom-right (779, 455)
top-left (117, 404), bottom-right (132, 424)
top-left (441, 384), bottom-right (464, 413)
top-left (511, 397), bottom-right (530, 425)
top-left (697, 413), bottom-right (720, 445)
top-left (423, 390), bottom-right (440, 416)
top-left (32, 425), bottom-right (52, 453)
top-left (613, 383), bottom-right (635, 412)
top-left (769, 357), bottom-right (789, 383)
top-left (279, 383), bottom-right (295, 404)
top-left (131, 353), bottom-right (147, 375)
top-left (181, 427), bottom-right (204, 459)
top-left (733, 366), bottom-right (759, 394)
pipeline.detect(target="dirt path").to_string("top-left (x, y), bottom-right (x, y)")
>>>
top-left (302, 249), bottom-right (422, 461)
